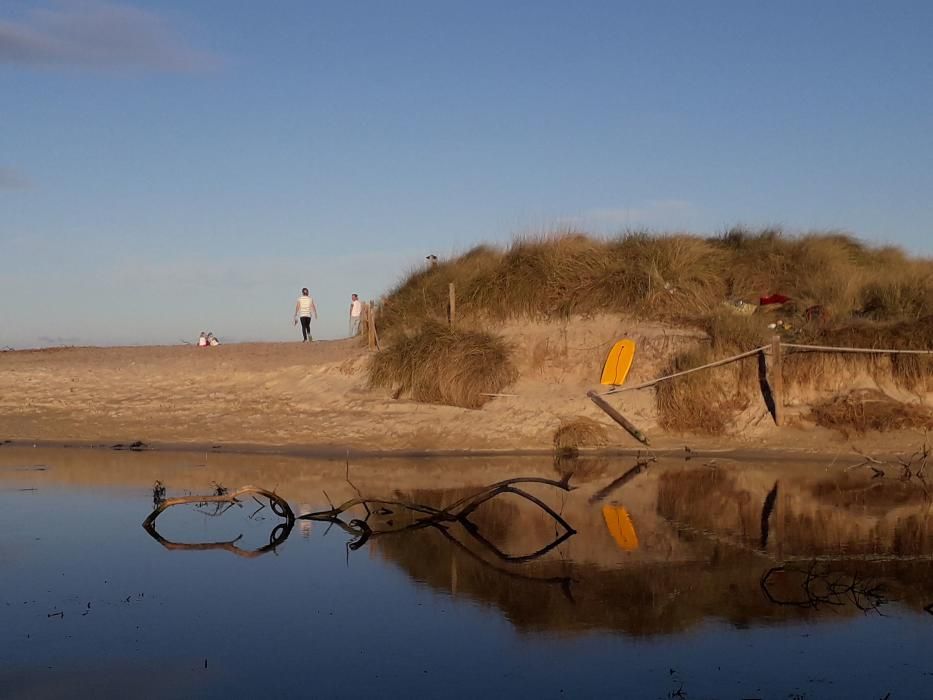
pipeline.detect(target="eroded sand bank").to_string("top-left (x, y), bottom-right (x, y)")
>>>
top-left (1, 317), bottom-right (927, 453)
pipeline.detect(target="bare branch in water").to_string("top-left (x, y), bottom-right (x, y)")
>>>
top-left (152, 480), bottom-right (166, 508)
top-left (141, 476), bottom-right (577, 587)
top-left (143, 485), bottom-right (294, 529)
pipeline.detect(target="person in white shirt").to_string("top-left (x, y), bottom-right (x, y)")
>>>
top-left (293, 287), bottom-right (318, 342)
top-left (349, 294), bottom-right (362, 336)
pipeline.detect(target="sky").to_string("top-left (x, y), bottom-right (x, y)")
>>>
top-left (1, 0), bottom-right (931, 348)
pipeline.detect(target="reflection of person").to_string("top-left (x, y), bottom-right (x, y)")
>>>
top-left (299, 504), bottom-right (313, 538)
top-left (293, 287), bottom-right (318, 342)
top-left (349, 293), bottom-right (362, 336)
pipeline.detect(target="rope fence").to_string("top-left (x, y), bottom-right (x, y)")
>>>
top-left (601, 345), bottom-right (768, 395)
top-left (591, 336), bottom-right (933, 443)
top-left (601, 341), bottom-right (933, 396)
top-left (784, 343), bottom-right (933, 356)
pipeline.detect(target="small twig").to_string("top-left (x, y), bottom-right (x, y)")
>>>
top-left (249, 499), bottom-right (267, 519)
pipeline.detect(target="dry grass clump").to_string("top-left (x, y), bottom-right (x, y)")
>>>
top-left (381, 228), bottom-right (933, 339)
top-left (367, 321), bottom-right (516, 409)
top-left (808, 390), bottom-right (933, 437)
top-left (379, 230), bottom-right (735, 335)
top-left (712, 228), bottom-right (894, 315)
top-left (858, 259), bottom-right (933, 321)
top-left (654, 312), bottom-right (768, 434)
top-left (786, 316), bottom-right (933, 391)
top-left (552, 416), bottom-right (609, 454)
top-left (655, 346), bottom-right (757, 434)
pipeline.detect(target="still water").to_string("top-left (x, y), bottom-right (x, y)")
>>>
top-left (2, 446), bottom-right (932, 699)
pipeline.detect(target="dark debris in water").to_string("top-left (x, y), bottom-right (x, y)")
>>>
top-left (112, 441), bottom-right (148, 451)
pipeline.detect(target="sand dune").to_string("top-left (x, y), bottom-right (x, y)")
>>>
top-left (1, 317), bottom-right (926, 452)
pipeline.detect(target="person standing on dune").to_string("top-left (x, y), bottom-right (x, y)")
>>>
top-left (293, 287), bottom-right (318, 342)
top-left (349, 293), bottom-right (362, 336)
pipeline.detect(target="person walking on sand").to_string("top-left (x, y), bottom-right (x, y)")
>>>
top-left (293, 287), bottom-right (318, 342)
top-left (349, 293), bottom-right (362, 336)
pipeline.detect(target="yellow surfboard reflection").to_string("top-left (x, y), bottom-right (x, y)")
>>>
top-left (602, 505), bottom-right (639, 551)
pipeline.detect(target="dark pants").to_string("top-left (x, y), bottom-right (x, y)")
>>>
top-left (299, 316), bottom-right (312, 341)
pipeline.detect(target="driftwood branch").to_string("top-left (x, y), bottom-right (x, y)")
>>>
top-left (141, 476), bottom-right (578, 585)
top-left (143, 485), bottom-right (294, 529)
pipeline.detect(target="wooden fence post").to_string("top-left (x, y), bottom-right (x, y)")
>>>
top-left (771, 335), bottom-right (784, 426)
top-left (367, 301), bottom-right (378, 351)
top-left (586, 390), bottom-right (649, 445)
top-left (448, 283), bottom-right (456, 326)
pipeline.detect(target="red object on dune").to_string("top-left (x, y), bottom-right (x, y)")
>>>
top-left (759, 293), bottom-right (790, 306)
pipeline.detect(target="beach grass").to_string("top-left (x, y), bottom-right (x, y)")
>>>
top-left (374, 228), bottom-right (933, 423)
top-left (367, 320), bottom-right (517, 409)
top-left (380, 227), bottom-right (933, 334)
top-left (552, 416), bottom-right (609, 454)
top-left (808, 390), bottom-right (933, 437)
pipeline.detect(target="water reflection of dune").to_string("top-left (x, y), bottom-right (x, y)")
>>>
top-left (6, 447), bottom-right (933, 637)
top-left (372, 465), bottom-right (933, 636)
top-left (657, 465), bottom-right (933, 557)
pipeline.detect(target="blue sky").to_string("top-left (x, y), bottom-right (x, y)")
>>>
top-left (2, 0), bottom-right (931, 347)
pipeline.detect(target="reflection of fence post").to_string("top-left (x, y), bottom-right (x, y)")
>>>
top-left (771, 335), bottom-right (784, 426)
top-left (775, 480), bottom-right (785, 560)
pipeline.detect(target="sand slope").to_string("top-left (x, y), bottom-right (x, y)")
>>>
top-left (0, 316), bottom-right (925, 452)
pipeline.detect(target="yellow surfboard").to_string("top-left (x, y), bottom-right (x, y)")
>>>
top-left (602, 505), bottom-right (639, 551)
top-left (600, 339), bottom-right (636, 386)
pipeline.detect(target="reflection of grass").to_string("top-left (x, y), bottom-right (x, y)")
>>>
top-left (657, 468), bottom-right (761, 541)
top-left (362, 477), bottom-right (933, 636)
top-left (376, 520), bottom-right (933, 635)
top-left (658, 465), bottom-right (933, 558)
top-left (811, 471), bottom-right (928, 509)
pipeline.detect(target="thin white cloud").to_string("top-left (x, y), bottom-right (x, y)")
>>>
top-left (37, 335), bottom-right (81, 346)
top-left (0, 1), bottom-right (219, 71)
top-left (581, 199), bottom-right (695, 228)
top-left (0, 166), bottom-right (31, 189)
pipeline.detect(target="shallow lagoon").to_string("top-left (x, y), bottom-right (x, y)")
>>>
top-left (2, 447), bottom-right (932, 699)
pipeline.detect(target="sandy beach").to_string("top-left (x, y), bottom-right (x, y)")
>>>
top-left (1, 316), bottom-right (926, 455)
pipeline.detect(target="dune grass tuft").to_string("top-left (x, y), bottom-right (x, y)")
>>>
top-left (553, 417), bottom-right (609, 454)
top-left (808, 390), bottom-right (933, 437)
top-left (380, 228), bottom-right (933, 337)
top-left (368, 321), bottom-right (517, 409)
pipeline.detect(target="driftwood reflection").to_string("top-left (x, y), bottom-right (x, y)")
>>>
top-left (141, 477), bottom-right (577, 580)
top-left (301, 476), bottom-right (575, 558)
top-left (144, 519), bottom-right (295, 558)
top-left (761, 562), bottom-right (890, 613)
